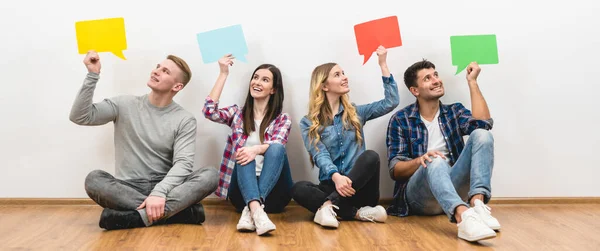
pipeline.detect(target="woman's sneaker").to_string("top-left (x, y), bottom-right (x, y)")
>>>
top-left (314, 204), bottom-right (340, 228)
top-left (356, 205), bottom-right (388, 223)
top-left (236, 206), bottom-right (255, 232)
top-left (252, 205), bottom-right (276, 236)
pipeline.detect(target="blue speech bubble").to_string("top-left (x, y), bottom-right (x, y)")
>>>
top-left (196, 24), bottom-right (248, 63)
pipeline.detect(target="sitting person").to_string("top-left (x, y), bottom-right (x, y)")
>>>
top-left (203, 54), bottom-right (293, 236)
top-left (70, 50), bottom-right (218, 230)
top-left (292, 46), bottom-right (399, 228)
top-left (386, 60), bottom-right (499, 242)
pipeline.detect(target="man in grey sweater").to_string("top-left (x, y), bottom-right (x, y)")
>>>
top-left (70, 50), bottom-right (218, 230)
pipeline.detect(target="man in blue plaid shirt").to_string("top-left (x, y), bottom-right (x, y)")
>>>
top-left (386, 59), bottom-right (500, 242)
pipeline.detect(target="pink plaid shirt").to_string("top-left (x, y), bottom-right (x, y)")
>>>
top-left (202, 96), bottom-right (292, 198)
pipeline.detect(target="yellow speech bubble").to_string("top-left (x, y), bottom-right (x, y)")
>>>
top-left (75, 17), bottom-right (127, 60)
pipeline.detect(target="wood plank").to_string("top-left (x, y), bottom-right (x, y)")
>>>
top-left (0, 204), bottom-right (598, 250)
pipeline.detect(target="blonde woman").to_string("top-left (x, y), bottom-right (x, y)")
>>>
top-left (291, 46), bottom-right (399, 228)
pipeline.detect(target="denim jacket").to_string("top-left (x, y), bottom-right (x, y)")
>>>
top-left (300, 74), bottom-right (399, 181)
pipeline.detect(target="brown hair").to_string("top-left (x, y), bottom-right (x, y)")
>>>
top-left (167, 55), bottom-right (192, 86)
top-left (404, 59), bottom-right (435, 89)
top-left (242, 64), bottom-right (284, 142)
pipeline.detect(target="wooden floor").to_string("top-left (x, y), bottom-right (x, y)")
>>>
top-left (0, 204), bottom-right (599, 250)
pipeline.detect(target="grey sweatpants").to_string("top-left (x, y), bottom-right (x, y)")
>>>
top-left (84, 167), bottom-right (218, 226)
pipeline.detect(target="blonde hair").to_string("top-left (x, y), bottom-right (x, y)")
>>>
top-left (167, 55), bottom-right (192, 86)
top-left (307, 63), bottom-right (363, 151)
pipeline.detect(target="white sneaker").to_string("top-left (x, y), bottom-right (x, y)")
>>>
top-left (252, 205), bottom-right (276, 236)
top-left (314, 204), bottom-right (340, 228)
top-left (473, 199), bottom-right (501, 230)
top-left (236, 206), bottom-right (255, 232)
top-left (356, 205), bottom-right (388, 223)
top-left (457, 208), bottom-right (497, 242)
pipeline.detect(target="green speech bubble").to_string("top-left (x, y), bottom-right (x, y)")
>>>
top-left (450, 34), bottom-right (498, 75)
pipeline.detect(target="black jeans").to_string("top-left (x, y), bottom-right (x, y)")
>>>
top-left (291, 150), bottom-right (381, 220)
top-left (84, 167), bottom-right (218, 225)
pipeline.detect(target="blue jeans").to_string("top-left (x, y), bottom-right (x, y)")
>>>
top-left (228, 144), bottom-right (293, 213)
top-left (406, 129), bottom-right (494, 222)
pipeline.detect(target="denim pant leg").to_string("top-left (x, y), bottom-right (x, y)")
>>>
top-left (261, 144), bottom-right (294, 213)
top-left (84, 170), bottom-right (148, 210)
top-left (227, 165), bottom-right (246, 213)
top-left (258, 144), bottom-right (291, 201)
top-left (236, 144), bottom-right (292, 207)
top-left (450, 129), bottom-right (494, 204)
top-left (236, 160), bottom-right (261, 205)
top-left (405, 157), bottom-right (468, 222)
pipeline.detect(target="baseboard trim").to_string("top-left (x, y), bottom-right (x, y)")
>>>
top-left (1, 197), bottom-right (599, 206)
top-left (486, 197), bottom-right (600, 204)
top-left (0, 198), bottom-right (98, 205)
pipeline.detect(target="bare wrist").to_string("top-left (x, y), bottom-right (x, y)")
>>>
top-left (414, 157), bottom-right (422, 166)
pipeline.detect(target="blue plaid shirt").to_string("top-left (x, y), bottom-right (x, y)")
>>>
top-left (385, 101), bottom-right (493, 216)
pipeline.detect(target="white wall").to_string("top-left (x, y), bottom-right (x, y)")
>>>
top-left (1, 0), bottom-right (598, 198)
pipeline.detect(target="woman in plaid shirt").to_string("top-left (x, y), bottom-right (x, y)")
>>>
top-left (203, 54), bottom-right (292, 236)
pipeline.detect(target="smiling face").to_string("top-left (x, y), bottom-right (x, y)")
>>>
top-left (249, 68), bottom-right (275, 100)
top-left (147, 59), bottom-right (184, 93)
top-left (322, 64), bottom-right (349, 95)
top-left (410, 67), bottom-right (445, 101)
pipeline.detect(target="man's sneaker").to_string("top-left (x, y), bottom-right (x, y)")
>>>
top-left (99, 208), bottom-right (146, 230)
top-left (314, 204), bottom-right (339, 228)
top-left (473, 199), bottom-right (501, 230)
top-left (251, 205), bottom-right (276, 236)
top-left (356, 205), bottom-right (388, 223)
top-left (165, 203), bottom-right (205, 225)
top-left (457, 208), bottom-right (497, 242)
top-left (236, 206), bottom-right (256, 232)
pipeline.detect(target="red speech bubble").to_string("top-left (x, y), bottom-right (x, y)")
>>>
top-left (354, 16), bottom-right (402, 65)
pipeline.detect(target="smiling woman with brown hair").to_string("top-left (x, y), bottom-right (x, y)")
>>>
top-left (203, 54), bottom-right (293, 236)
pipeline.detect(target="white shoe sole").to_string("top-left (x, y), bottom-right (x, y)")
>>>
top-left (314, 219), bottom-right (339, 228)
top-left (256, 226), bottom-right (275, 236)
top-left (236, 224), bottom-right (256, 232)
top-left (376, 214), bottom-right (388, 223)
top-left (458, 231), bottom-right (497, 242)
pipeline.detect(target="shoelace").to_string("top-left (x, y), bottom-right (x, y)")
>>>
top-left (253, 207), bottom-right (273, 228)
top-left (477, 204), bottom-right (493, 218)
top-left (358, 208), bottom-right (376, 223)
top-left (324, 204), bottom-right (340, 222)
top-left (240, 209), bottom-right (253, 224)
top-left (464, 212), bottom-right (482, 225)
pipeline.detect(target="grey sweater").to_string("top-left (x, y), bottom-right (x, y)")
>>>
top-left (69, 73), bottom-right (197, 198)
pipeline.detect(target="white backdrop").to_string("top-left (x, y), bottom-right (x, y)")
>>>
top-left (1, 0), bottom-right (598, 198)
